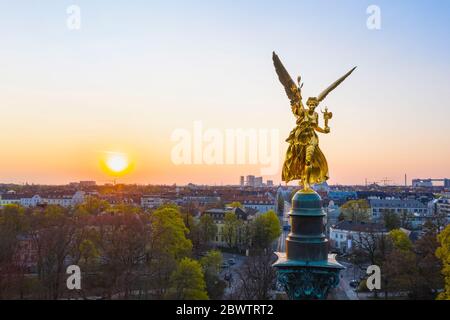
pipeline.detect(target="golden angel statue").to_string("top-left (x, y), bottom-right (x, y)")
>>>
top-left (272, 52), bottom-right (356, 191)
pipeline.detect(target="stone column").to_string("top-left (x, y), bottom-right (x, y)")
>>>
top-left (273, 189), bottom-right (344, 300)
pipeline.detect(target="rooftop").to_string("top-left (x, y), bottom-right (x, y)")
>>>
top-left (332, 220), bottom-right (387, 233)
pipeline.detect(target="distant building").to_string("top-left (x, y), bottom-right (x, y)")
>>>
top-left (20, 195), bottom-right (44, 207)
top-left (0, 191), bottom-right (85, 208)
top-left (246, 175), bottom-right (255, 187)
top-left (240, 176), bottom-right (245, 187)
top-left (412, 178), bottom-right (450, 188)
top-left (327, 190), bottom-right (357, 205)
top-left (242, 200), bottom-right (275, 214)
top-left (369, 198), bottom-right (428, 220)
top-left (0, 194), bottom-right (22, 206)
top-left (80, 181), bottom-right (97, 187)
top-left (245, 175), bottom-right (264, 187)
top-left (313, 182), bottom-right (330, 193)
top-left (140, 196), bottom-right (164, 209)
top-left (436, 193), bottom-right (450, 217)
top-left (325, 200), bottom-right (341, 232)
top-left (429, 193), bottom-right (450, 226)
top-left (45, 191), bottom-right (85, 207)
top-left (181, 196), bottom-right (220, 207)
top-left (266, 180), bottom-right (274, 187)
top-left (329, 221), bottom-right (388, 254)
top-left (202, 207), bottom-right (257, 247)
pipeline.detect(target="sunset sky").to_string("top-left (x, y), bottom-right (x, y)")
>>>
top-left (1, 0), bottom-right (449, 186)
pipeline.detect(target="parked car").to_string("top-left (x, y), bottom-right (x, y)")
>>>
top-left (228, 258), bottom-right (236, 265)
top-left (349, 280), bottom-right (360, 288)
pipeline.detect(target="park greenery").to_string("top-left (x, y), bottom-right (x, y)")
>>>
top-left (339, 199), bottom-right (371, 222)
top-left (436, 224), bottom-right (450, 300)
top-left (350, 221), bottom-right (448, 299)
top-left (0, 198), bottom-right (281, 300)
top-left (3, 194), bottom-right (449, 300)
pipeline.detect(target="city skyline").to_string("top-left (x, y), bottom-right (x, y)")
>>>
top-left (1, 1), bottom-right (449, 185)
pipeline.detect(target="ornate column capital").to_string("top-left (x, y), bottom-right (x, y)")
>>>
top-left (277, 267), bottom-right (341, 300)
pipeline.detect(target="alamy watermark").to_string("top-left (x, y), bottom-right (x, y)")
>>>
top-left (366, 5), bottom-right (381, 30)
top-left (66, 265), bottom-right (81, 290)
top-left (366, 265), bottom-right (381, 291)
top-left (170, 121), bottom-right (280, 175)
top-left (67, 5), bottom-right (81, 30)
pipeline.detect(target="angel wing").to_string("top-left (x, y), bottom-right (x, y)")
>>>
top-left (272, 52), bottom-right (302, 108)
top-left (317, 67), bottom-right (357, 102)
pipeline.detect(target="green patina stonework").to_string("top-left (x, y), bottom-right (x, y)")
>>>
top-left (273, 190), bottom-right (344, 300)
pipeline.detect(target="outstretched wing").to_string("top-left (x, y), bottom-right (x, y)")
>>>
top-left (272, 52), bottom-right (302, 107)
top-left (317, 67), bottom-right (357, 102)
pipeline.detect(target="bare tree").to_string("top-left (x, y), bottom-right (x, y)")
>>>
top-left (229, 250), bottom-right (277, 300)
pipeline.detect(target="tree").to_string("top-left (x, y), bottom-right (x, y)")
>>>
top-left (413, 223), bottom-right (443, 299)
top-left (200, 250), bottom-right (226, 299)
top-left (341, 200), bottom-right (370, 222)
top-left (74, 196), bottom-right (110, 216)
top-left (389, 229), bottom-right (412, 251)
top-left (0, 202), bottom-right (206, 300)
top-left (170, 258), bottom-right (208, 300)
top-left (382, 228), bottom-right (443, 299)
top-left (276, 195), bottom-right (284, 215)
top-left (223, 212), bottom-right (239, 249)
top-left (137, 205), bottom-right (193, 299)
top-left (351, 229), bottom-right (387, 267)
top-left (399, 211), bottom-right (414, 230)
top-left (0, 204), bottom-right (29, 299)
top-left (383, 243), bottom-right (416, 297)
top-left (231, 250), bottom-right (277, 300)
top-left (107, 203), bottom-right (142, 216)
top-left (30, 205), bottom-right (78, 299)
top-left (75, 212), bottom-right (146, 299)
top-left (382, 209), bottom-right (401, 231)
top-left (186, 211), bottom-right (217, 254)
top-left (350, 227), bottom-right (391, 298)
top-left (186, 215), bottom-right (200, 253)
top-left (148, 204), bottom-right (192, 260)
top-left (198, 214), bottom-right (217, 250)
top-left (0, 205), bottom-right (27, 264)
top-left (200, 250), bottom-right (222, 275)
top-left (227, 202), bottom-right (243, 209)
top-left (0, 204), bottom-right (27, 231)
top-left (236, 221), bottom-right (252, 252)
top-left (436, 224), bottom-right (450, 300)
top-left (79, 239), bottom-right (100, 266)
top-left (251, 210), bottom-right (281, 250)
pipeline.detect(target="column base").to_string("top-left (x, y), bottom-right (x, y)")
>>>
top-left (273, 252), bottom-right (344, 300)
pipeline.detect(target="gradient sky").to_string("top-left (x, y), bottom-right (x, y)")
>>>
top-left (0, 0), bottom-right (449, 186)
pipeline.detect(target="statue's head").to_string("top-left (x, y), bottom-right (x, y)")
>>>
top-left (306, 97), bottom-right (319, 110)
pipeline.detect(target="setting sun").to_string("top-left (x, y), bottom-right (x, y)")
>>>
top-left (106, 153), bottom-right (129, 173)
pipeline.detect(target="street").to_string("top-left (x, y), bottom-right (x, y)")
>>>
top-left (220, 252), bottom-right (246, 297)
top-left (336, 260), bottom-right (361, 300)
top-left (276, 201), bottom-right (291, 253)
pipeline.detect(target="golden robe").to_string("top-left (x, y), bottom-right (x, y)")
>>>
top-left (282, 110), bottom-right (329, 185)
